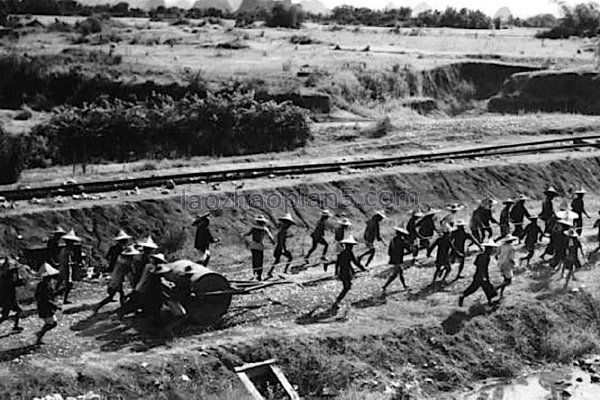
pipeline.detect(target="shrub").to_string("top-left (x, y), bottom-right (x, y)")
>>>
top-left (0, 128), bottom-right (23, 184)
top-left (366, 116), bottom-right (393, 138)
top-left (265, 3), bottom-right (304, 29)
top-left (76, 16), bottom-right (103, 36)
top-left (25, 92), bottom-right (312, 168)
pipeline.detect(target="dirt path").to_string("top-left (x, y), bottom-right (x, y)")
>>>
top-left (2, 207), bottom-right (599, 375)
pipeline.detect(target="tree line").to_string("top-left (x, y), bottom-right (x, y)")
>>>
top-left (0, 0), bottom-right (562, 31)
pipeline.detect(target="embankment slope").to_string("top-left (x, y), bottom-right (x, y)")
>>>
top-left (3, 153), bottom-right (600, 272)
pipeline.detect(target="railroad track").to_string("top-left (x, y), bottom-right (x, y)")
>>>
top-left (3, 135), bottom-right (600, 202)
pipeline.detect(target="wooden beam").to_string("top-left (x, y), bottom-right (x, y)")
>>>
top-left (235, 359), bottom-right (277, 373)
top-left (236, 372), bottom-right (264, 400)
top-left (270, 365), bottom-right (300, 400)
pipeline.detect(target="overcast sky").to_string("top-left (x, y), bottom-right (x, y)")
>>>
top-left (317, 0), bottom-right (575, 18)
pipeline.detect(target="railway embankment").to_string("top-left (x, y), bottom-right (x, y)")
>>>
top-left (2, 152), bottom-right (600, 271)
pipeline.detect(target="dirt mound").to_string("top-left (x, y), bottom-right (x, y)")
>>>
top-left (489, 70), bottom-right (600, 114)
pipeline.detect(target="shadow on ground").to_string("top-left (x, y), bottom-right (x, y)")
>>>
top-left (0, 344), bottom-right (39, 363)
top-left (295, 305), bottom-right (348, 325)
top-left (441, 302), bottom-right (498, 335)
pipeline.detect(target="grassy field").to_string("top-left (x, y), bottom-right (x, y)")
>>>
top-left (9, 18), bottom-right (596, 78)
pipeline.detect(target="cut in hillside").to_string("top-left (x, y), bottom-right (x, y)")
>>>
top-left (489, 70), bottom-right (600, 115)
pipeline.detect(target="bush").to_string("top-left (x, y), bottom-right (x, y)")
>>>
top-left (0, 128), bottom-right (23, 184)
top-left (25, 92), bottom-right (312, 168)
top-left (265, 3), bottom-right (304, 29)
top-left (76, 16), bottom-right (103, 36)
top-left (366, 116), bottom-right (393, 138)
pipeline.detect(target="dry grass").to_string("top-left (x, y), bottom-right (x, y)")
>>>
top-left (4, 19), bottom-right (595, 84)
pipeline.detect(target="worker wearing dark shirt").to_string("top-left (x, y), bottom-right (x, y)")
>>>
top-left (0, 259), bottom-right (24, 333)
top-left (510, 195), bottom-right (531, 239)
top-left (497, 199), bottom-right (513, 240)
top-left (193, 213), bottom-right (220, 266)
top-left (450, 221), bottom-right (482, 280)
top-left (571, 189), bottom-right (590, 236)
top-left (268, 214), bottom-right (295, 277)
top-left (416, 210), bottom-right (438, 251)
top-left (382, 227), bottom-right (413, 291)
top-left (244, 216), bottom-right (275, 281)
top-left (305, 210), bottom-right (332, 262)
top-left (358, 212), bottom-right (386, 267)
top-left (428, 230), bottom-right (457, 283)
top-left (519, 216), bottom-right (543, 267)
top-left (547, 220), bottom-right (570, 270)
top-left (407, 209), bottom-right (424, 258)
top-left (540, 187), bottom-right (558, 234)
top-left (333, 236), bottom-right (366, 307)
top-left (479, 202), bottom-right (498, 241)
top-left (563, 229), bottom-right (584, 288)
top-left (46, 226), bottom-right (66, 267)
top-left (35, 263), bottom-right (61, 345)
top-left (458, 242), bottom-right (498, 307)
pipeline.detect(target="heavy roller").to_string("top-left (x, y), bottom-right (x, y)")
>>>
top-left (164, 260), bottom-right (233, 325)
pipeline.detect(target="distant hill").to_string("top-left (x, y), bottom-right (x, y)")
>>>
top-left (143, 0), bottom-right (165, 8)
top-left (299, 0), bottom-right (327, 14)
top-left (192, 0), bottom-right (232, 11)
top-left (413, 1), bottom-right (431, 14)
top-left (228, 0), bottom-right (243, 10)
top-left (412, 2), bottom-right (433, 16)
top-left (236, 0), bottom-right (290, 13)
top-left (236, 0), bottom-right (268, 13)
top-left (494, 7), bottom-right (512, 22)
top-left (173, 0), bottom-right (192, 8)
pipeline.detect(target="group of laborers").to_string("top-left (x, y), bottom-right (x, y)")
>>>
top-left (2, 186), bottom-right (599, 342)
top-left (288, 186), bottom-right (598, 308)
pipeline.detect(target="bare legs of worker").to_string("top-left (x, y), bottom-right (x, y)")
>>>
top-left (382, 264), bottom-right (407, 292)
top-left (333, 280), bottom-right (352, 307)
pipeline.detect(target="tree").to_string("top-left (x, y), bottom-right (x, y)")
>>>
top-left (266, 3), bottom-right (304, 28)
top-left (537, 2), bottom-right (600, 38)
